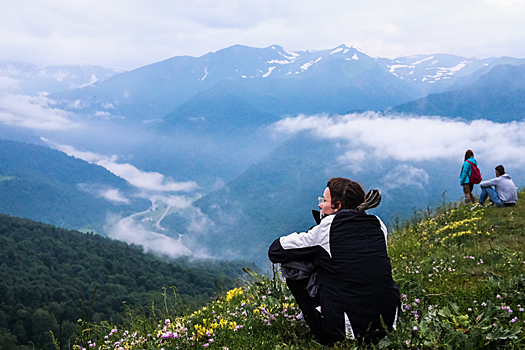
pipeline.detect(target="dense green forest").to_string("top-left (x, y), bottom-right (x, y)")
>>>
top-left (0, 214), bottom-right (256, 350)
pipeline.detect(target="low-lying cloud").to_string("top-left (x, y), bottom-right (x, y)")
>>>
top-left (77, 183), bottom-right (130, 204)
top-left (0, 93), bottom-right (81, 130)
top-left (109, 213), bottom-right (192, 258)
top-left (99, 188), bottom-right (130, 204)
top-left (44, 139), bottom-right (199, 192)
top-left (42, 138), bottom-right (203, 258)
top-left (273, 112), bottom-right (525, 164)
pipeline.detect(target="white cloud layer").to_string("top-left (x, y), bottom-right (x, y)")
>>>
top-left (0, 93), bottom-right (81, 130)
top-left (273, 113), bottom-right (525, 164)
top-left (77, 183), bottom-right (130, 204)
top-left (44, 139), bottom-right (199, 192)
top-left (109, 214), bottom-right (192, 258)
top-left (0, 77), bottom-right (18, 90)
top-left (99, 188), bottom-right (130, 204)
top-left (1, 0), bottom-right (524, 70)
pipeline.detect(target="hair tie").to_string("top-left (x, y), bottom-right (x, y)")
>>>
top-left (356, 189), bottom-right (381, 211)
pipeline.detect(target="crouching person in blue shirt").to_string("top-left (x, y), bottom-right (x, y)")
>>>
top-left (472, 165), bottom-right (518, 210)
top-left (268, 177), bottom-right (400, 346)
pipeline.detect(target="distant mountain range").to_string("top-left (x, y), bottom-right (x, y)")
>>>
top-left (40, 44), bottom-right (525, 127)
top-left (1, 44), bottom-right (525, 265)
top-left (390, 63), bottom-right (525, 122)
top-left (3, 44), bottom-right (525, 134)
top-left (0, 61), bottom-right (123, 95)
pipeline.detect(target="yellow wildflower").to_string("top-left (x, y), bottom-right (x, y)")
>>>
top-left (226, 287), bottom-right (244, 301)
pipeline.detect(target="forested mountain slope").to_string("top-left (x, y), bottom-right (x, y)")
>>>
top-left (167, 132), bottom-right (460, 266)
top-left (0, 214), bottom-right (255, 350)
top-left (0, 139), bottom-right (148, 233)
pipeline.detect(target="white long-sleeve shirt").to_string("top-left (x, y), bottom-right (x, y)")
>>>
top-left (480, 174), bottom-right (518, 203)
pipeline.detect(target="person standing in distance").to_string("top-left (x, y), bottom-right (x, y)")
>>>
top-left (460, 149), bottom-right (478, 204)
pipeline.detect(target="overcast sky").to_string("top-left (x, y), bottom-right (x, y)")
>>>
top-left (1, 0), bottom-right (524, 70)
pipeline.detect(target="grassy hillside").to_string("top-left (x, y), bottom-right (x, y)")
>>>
top-left (78, 189), bottom-right (525, 349)
top-left (0, 214), bottom-right (256, 350)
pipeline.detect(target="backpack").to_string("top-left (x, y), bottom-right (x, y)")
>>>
top-left (465, 160), bottom-right (482, 184)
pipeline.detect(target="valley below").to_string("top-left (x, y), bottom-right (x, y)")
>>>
top-left (1, 42), bottom-right (525, 350)
top-left (109, 198), bottom-right (193, 258)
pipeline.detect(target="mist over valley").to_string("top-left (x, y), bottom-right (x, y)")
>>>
top-left (1, 44), bottom-right (525, 267)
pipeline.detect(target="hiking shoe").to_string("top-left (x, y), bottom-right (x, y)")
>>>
top-left (471, 203), bottom-right (484, 211)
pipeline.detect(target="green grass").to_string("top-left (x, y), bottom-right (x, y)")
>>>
top-left (71, 190), bottom-right (525, 350)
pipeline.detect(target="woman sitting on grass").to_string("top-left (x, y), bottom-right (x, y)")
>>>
top-left (268, 177), bottom-right (400, 346)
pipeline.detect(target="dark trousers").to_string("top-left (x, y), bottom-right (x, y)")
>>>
top-left (287, 278), bottom-right (396, 345)
top-left (286, 279), bottom-right (342, 345)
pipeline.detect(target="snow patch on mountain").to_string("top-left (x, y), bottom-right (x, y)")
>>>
top-left (353, 47), bottom-right (377, 59)
top-left (201, 67), bottom-right (208, 81)
top-left (389, 65), bottom-right (410, 74)
top-left (446, 61), bottom-right (470, 72)
top-left (72, 74), bottom-right (99, 89)
top-left (412, 56), bottom-right (434, 65)
top-left (422, 60), bottom-right (470, 81)
top-left (267, 59), bottom-right (292, 65)
top-left (300, 57), bottom-right (322, 71)
top-left (263, 67), bottom-right (276, 77)
top-left (280, 48), bottom-right (300, 61)
top-left (53, 70), bottom-right (70, 82)
top-left (300, 61), bottom-right (313, 70)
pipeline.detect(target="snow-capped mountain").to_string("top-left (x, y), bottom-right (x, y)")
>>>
top-left (49, 44), bottom-right (416, 122)
top-left (0, 61), bottom-right (124, 95)
top-left (9, 44), bottom-right (525, 125)
top-left (196, 44), bottom-right (375, 80)
top-left (377, 54), bottom-right (525, 94)
top-left (390, 63), bottom-right (525, 122)
top-left (377, 54), bottom-right (494, 92)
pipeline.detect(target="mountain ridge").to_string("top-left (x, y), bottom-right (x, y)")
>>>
top-left (44, 44), bottom-right (525, 124)
top-left (0, 61), bottom-right (123, 95)
top-left (389, 63), bottom-right (525, 121)
top-left (0, 213), bottom-right (255, 350)
top-left (0, 139), bottom-right (148, 232)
